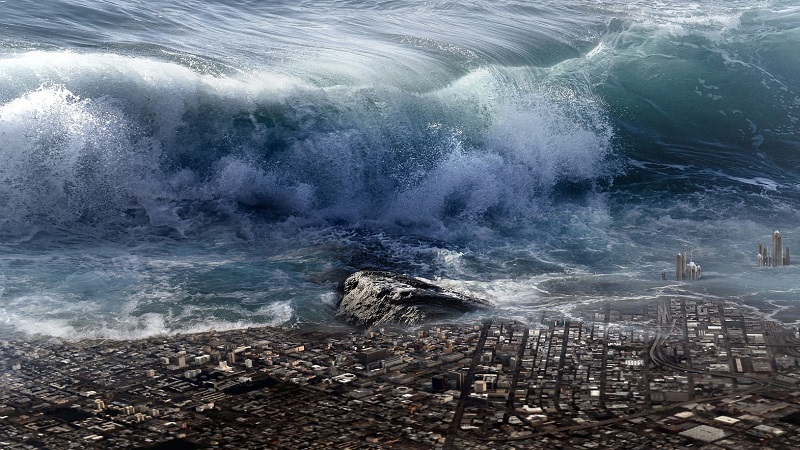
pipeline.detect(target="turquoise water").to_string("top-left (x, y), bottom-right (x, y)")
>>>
top-left (0, 0), bottom-right (799, 338)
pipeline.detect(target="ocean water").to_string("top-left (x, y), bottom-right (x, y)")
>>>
top-left (0, 0), bottom-right (798, 339)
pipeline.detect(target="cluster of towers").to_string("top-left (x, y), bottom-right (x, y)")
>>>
top-left (757, 230), bottom-right (790, 267)
top-left (675, 252), bottom-right (701, 281)
top-left (666, 231), bottom-right (790, 281)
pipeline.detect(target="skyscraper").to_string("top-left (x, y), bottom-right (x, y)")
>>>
top-left (773, 231), bottom-right (783, 266)
top-left (758, 231), bottom-right (789, 267)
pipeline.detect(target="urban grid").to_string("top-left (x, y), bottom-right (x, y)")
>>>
top-left (3, 297), bottom-right (800, 449)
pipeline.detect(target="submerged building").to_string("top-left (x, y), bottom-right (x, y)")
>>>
top-left (757, 230), bottom-right (790, 267)
top-left (676, 252), bottom-right (701, 281)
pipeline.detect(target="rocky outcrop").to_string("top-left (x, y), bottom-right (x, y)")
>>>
top-left (336, 270), bottom-right (491, 327)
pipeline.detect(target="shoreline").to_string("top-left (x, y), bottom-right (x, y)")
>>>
top-left (3, 297), bottom-right (800, 448)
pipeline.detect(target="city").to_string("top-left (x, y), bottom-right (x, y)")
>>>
top-left (3, 297), bottom-right (800, 449)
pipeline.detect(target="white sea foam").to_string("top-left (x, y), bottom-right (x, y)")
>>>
top-left (1, 297), bottom-right (295, 340)
top-left (1, 1), bottom-right (799, 340)
top-left (0, 51), bottom-right (613, 234)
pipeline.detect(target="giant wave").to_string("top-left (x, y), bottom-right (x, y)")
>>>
top-left (0, 52), bottom-right (613, 235)
top-left (1, 0), bottom-right (799, 339)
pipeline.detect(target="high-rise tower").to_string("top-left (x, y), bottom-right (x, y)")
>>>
top-left (757, 230), bottom-right (789, 267)
top-left (773, 230), bottom-right (783, 266)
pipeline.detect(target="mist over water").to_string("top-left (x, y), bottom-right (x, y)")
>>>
top-left (0, 0), bottom-right (799, 339)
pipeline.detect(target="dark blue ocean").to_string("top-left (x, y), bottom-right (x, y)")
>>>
top-left (0, 0), bottom-right (799, 339)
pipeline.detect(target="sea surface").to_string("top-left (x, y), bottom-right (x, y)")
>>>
top-left (0, 0), bottom-right (799, 339)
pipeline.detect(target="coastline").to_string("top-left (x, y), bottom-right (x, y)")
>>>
top-left (3, 297), bottom-right (800, 449)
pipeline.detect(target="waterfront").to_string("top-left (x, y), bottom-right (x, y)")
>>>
top-left (3, 298), bottom-right (800, 449)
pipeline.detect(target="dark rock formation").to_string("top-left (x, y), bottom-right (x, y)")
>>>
top-left (337, 270), bottom-right (492, 327)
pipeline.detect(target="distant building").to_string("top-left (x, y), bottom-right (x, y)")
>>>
top-left (356, 347), bottom-right (388, 370)
top-left (447, 371), bottom-right (464, 389)
top-left (758, 230), bottom-right (790, 267)
top-left (679, 425), bottom-right (727, 443)
top-left (676, 253), bottom-right (701, 280)
top-left (432, 375), bottom-right (446, 392)
top-left (195, 402), bottom-right (214, 412)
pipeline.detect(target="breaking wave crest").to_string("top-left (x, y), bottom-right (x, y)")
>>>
top-left (2, 0), bottom-right (800, 339)
top-left (0, 52), bottom-right (613, 235)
